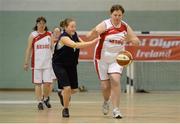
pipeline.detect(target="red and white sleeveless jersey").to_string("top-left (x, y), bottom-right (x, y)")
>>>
top-left (31, 31), bottom-right (52, 69)
top-left (94, 19), bottom-right (128, 63)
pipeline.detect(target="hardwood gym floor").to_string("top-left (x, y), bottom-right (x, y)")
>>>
top-left (0, 91), bottom-right (179, 123)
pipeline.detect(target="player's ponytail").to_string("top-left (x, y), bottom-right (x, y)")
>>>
top-left (60, 20), bottom-right (65, 28)
top-left (59, 18), bottom-right (74, 29)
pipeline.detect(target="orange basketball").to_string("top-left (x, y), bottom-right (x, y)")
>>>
top-left (116, 50), bottom-right (133, 66)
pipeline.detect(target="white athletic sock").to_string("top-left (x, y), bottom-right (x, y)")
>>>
top-left (113, 107), bottom-right (119, 112)
top-left (44, 97), bottom-right (48, 101)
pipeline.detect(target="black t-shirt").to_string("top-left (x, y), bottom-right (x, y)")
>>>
top-left (52, 31), bottom-right (80, 65)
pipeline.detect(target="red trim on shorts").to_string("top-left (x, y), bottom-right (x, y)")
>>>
top-left (32, 83), bottom-right (42, 85)
top-left (108, 72), bottom-right (122, 75)
top-left (100, 79), bottom-right (110, 81)
top-left (94, 59), bottom-right (100, 80)
top-left (43, 82), bottom-right (53, 84)
top-left (31, 45), bottom-right (35, 68)
top-left (32, 69), bottom-right (43, 84)
top-left (110, 72), bottom-right (121, 74)
top-left (32, 69), bottom-right (34, 83)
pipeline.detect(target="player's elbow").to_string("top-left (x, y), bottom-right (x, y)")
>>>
top-left (86, 29), bottom-right (98, 40)
top-left (86, 32), bottom-right (94, 40)
top-left (71, 43), bottom-right (77, 48)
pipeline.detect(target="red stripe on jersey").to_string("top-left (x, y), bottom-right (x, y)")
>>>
top-left (95, 22), bottom-right (127, 60)
top-left (31, 45), bottom-right (36, 68)
top-left (32, 32), bottom-right (51, 47)
top-left (95, 33), bottom-right (106, 59)
top-left (105, 22), bottom-right (127, 36)
top-left (32, 69), bottom-right (34, 83)
top-left (31, 31), bottom-right (51, 68)
top-left (94, 59), bottom-right (100, 80)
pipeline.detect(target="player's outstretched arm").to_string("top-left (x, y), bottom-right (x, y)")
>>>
top-left (60, 36), bottom-right (99, 49)
top-left (86, 21), bottom-right (106, 40)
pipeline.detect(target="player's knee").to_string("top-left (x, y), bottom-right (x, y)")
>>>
top-left (101, 83), bottom-right (110, 90)
top-left (63, 86), bottom-right (71, 93)
top-left (111, 80), bottom-right (120, 87)
top-left (44, 83), bottom-right (52, 87)
top-left (35, 84), bottom-right (42, 87)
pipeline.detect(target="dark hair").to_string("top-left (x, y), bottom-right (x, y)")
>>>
top-left (60, 18), bottom-right (74, 28)
top-left (110, 4), bottom-right (125, 14)
top-left (33, 16), bottom-right (48, 31)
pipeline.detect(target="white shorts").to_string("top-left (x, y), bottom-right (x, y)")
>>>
top-left (32, 68), bottom-right (53, 84)
top-left (94, 59), bottom-right (123, 80)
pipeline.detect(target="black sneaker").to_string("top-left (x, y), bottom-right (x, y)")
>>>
top-left (58, 91), bottom-right (64, 106)
top-left (44, 96), bottom-right (51, 108)
top-left (62, 108), bottom-right (69, 118)
top-left (38, 102), bottom-right (44, 110)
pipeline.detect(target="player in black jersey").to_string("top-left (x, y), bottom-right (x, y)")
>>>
top-left (52, 18), bottom-right (99, 118)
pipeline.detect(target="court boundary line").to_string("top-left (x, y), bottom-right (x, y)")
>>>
top-left (0, 100), bottom-right (101, 104)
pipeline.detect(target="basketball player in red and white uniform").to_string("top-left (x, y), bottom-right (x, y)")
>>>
top-left (24, 16), bottom-right (53, 110)
top-left (87, 4), bottom-right (140, 118)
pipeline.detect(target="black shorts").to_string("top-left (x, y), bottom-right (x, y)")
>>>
top-left (52, 63), bottom-right (78, 89)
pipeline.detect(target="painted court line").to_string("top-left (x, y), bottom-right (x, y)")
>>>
top-left (0, 100), bottom-right (100, 104)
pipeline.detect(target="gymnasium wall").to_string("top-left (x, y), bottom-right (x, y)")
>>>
top-left (134, 62), bottom-right (180, 91)
top-left (0, 0), bottom-right (180, 90)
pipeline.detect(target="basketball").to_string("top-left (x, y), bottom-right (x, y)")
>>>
top-left (116, 50), bottom-right (133, 66)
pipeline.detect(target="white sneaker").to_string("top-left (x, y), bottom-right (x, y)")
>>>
top-left (102, 101), bottom-right (110, 115)
top-left (112, 108), bottom-right (122, 119)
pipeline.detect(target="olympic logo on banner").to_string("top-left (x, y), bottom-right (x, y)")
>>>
top-left (79, 34), bottom-right (180, 61)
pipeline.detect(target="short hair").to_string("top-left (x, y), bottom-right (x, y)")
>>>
top-left (110, 4), bottom-right (125, 14)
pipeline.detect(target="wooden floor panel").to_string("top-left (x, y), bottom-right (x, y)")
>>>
top-left (0, 91), bottom-right (179, 123)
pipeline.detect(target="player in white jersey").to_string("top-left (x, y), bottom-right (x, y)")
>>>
top-left (23, 16), bottom-right (53, 110)
top-left (87, 4), bottom-right (140, 119)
